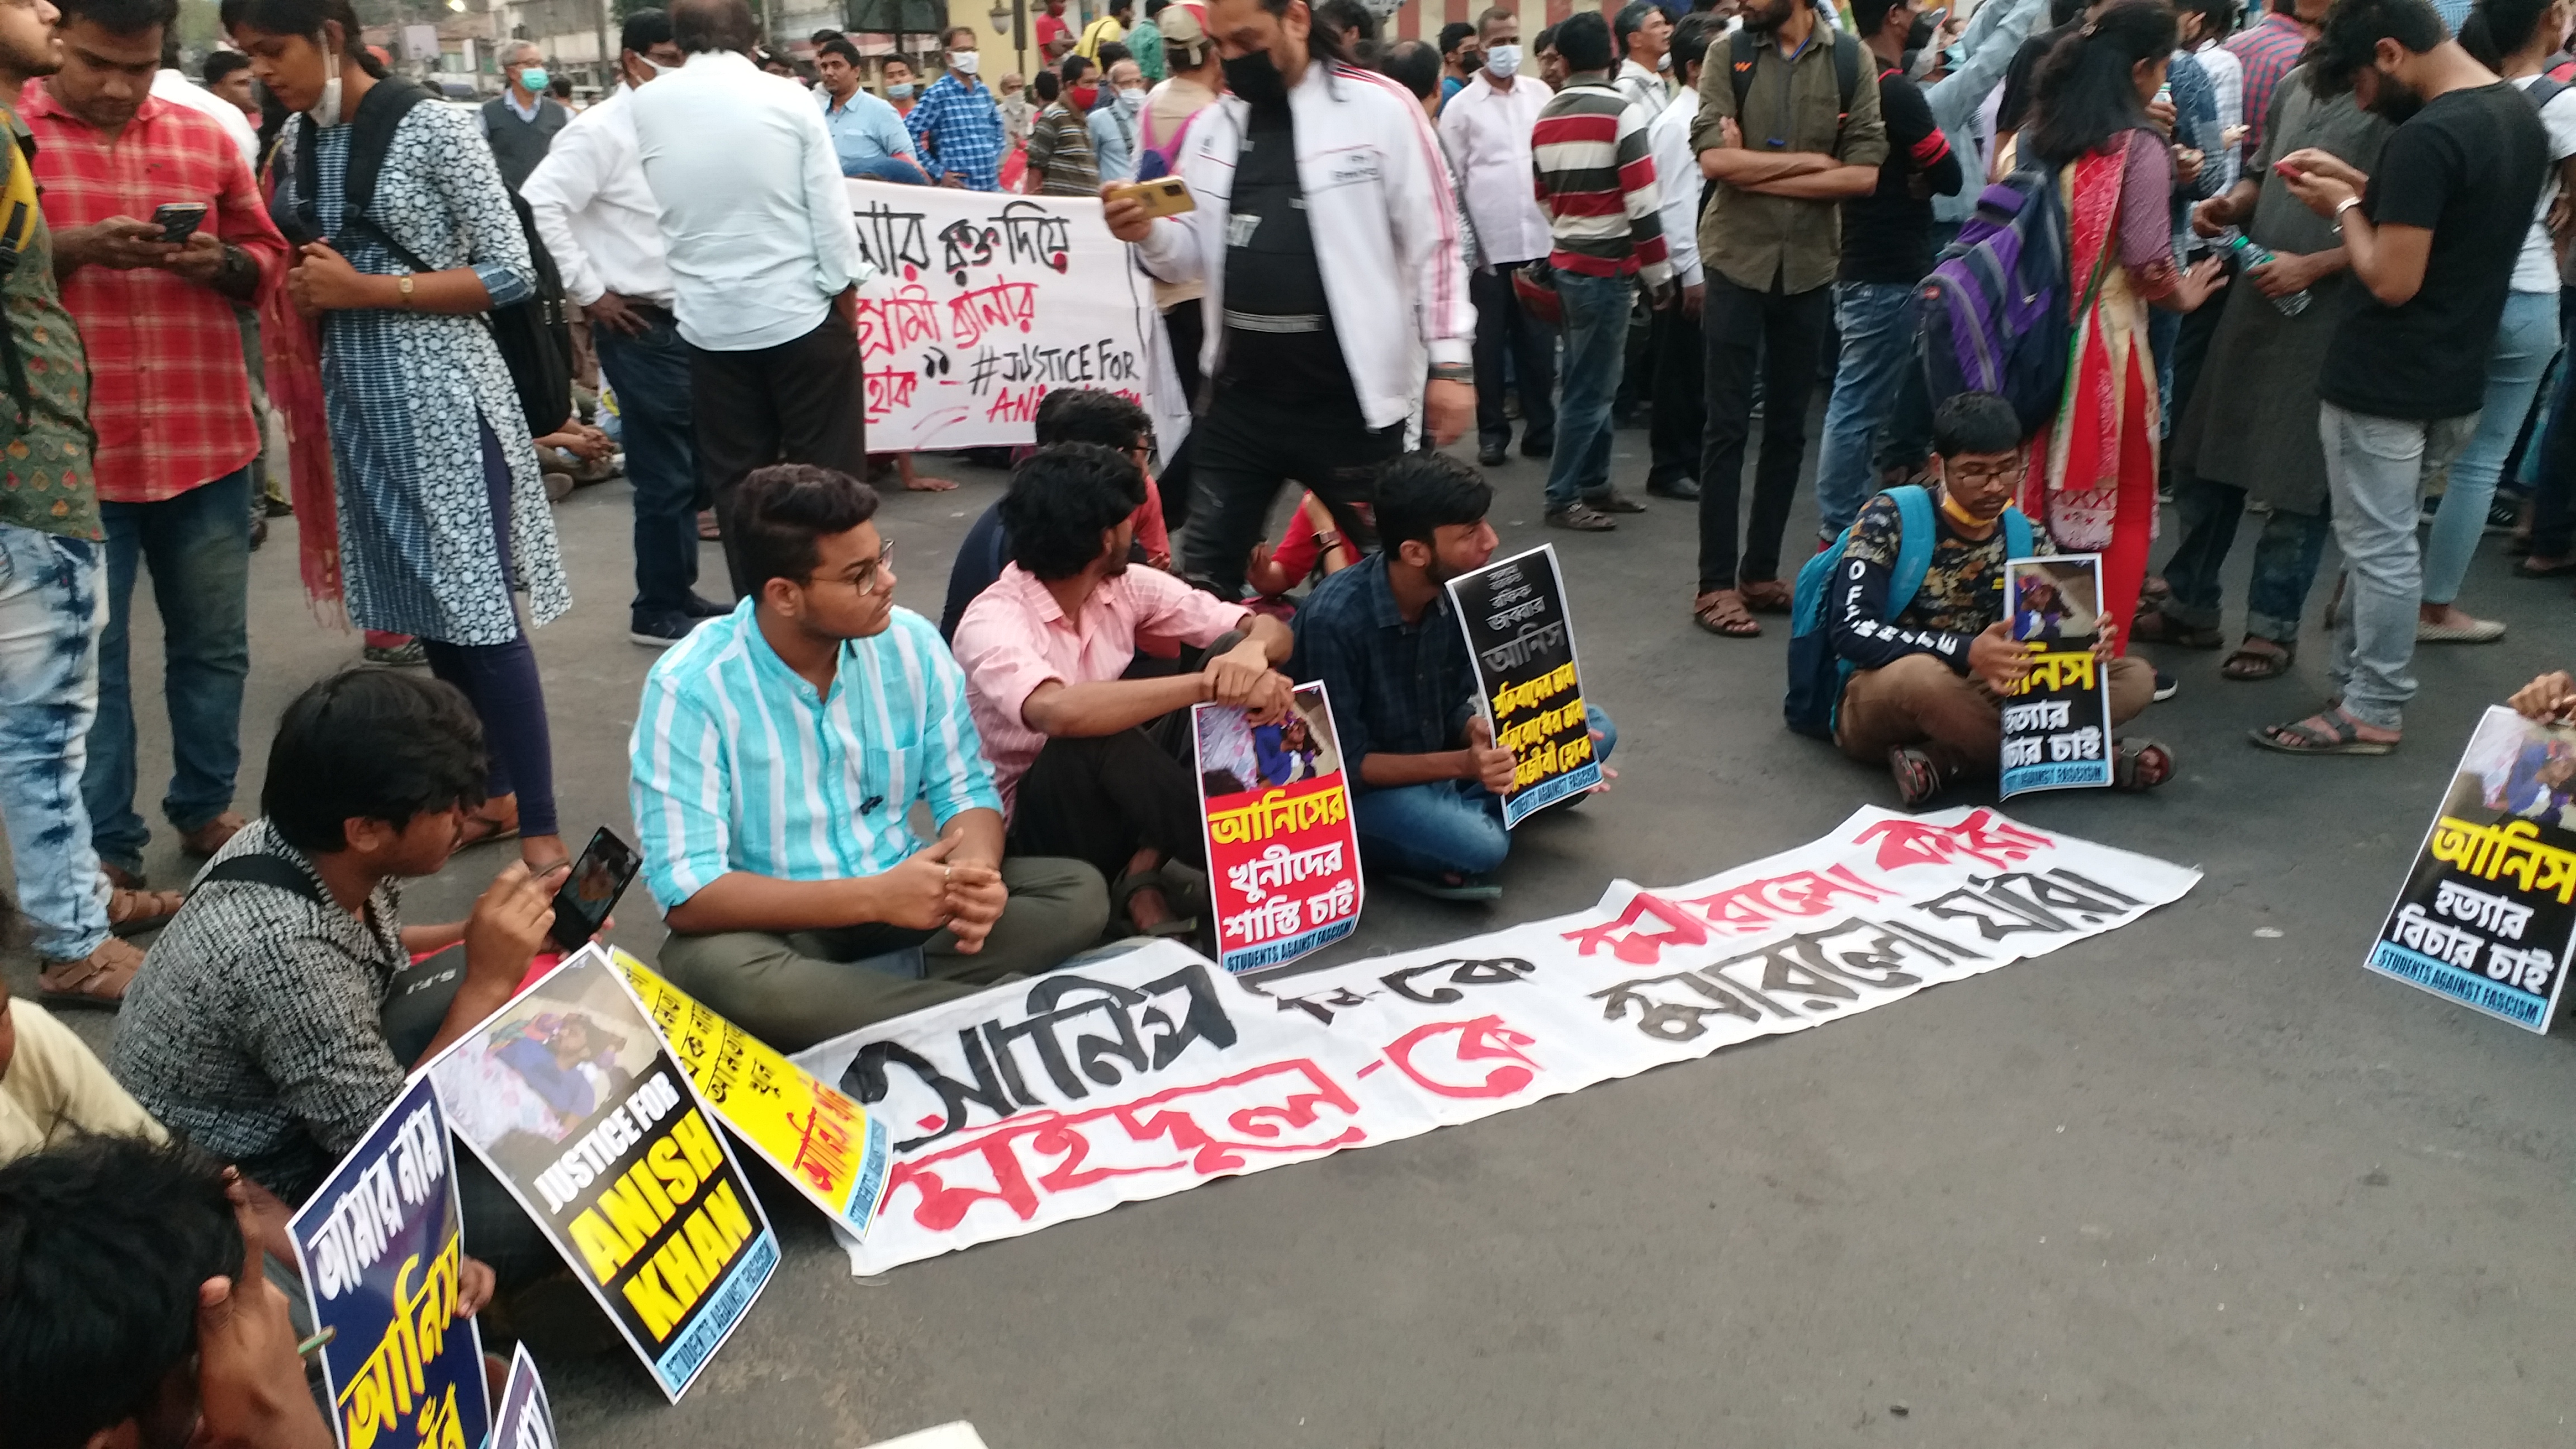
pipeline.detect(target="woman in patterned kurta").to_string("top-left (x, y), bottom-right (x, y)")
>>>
top-left (232, 0), bottom-right (570, 868)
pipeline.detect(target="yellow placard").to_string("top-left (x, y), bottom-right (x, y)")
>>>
top-left (612, 949), bottom-right (892, 1235)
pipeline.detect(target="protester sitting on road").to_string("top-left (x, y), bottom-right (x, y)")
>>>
top-left (1246, 491), bottom-right (1359, 612)
top-left (939, 388), bottom-right (1172, 641)
top-left (110, 670), bottom-right (560, 1302)
top-left (0, 1138), bottom-right (348, 1449)
top-left (1829, 392), bottom-right (2170, 808)
top-left (953, 444), bottom-right (1294, 936)
top-left (1290, 453), bottom-right (1615, 901)
top-left (0, 968), bottom-right (167, 1164)
top-left (634, 464), bottom-right (1108, 1052)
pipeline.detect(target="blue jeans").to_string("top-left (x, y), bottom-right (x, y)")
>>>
top-left (2159, 473), bottom-right (2331, 643)
top-left (595, 309), bottom-right (703, 623)
top-left (83, 467), bottom-right (252, 874)
top-left (1812, 281), bottom-right (1917, 538)
top-left (2423, 289), bottom-right (2561, 605)
top-left (0, 523), bottom-right (110, 960)
top-left (1353, 709), bottom-right (1616, 879)
top-left (1545, 272), bottom-right (1634, 510)
top-left (2320, 402), bottom-right (2477, 730)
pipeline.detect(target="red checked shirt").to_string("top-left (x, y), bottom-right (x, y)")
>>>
top-left (19, 83), bottom-right (286, 503)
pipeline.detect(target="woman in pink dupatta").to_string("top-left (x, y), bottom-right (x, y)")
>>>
top-left (2017, 3), bottom-right (2228, 654)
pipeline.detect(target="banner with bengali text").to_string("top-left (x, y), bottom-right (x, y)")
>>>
top-left (2368, 704), bottom-right (2576, 1032)
top-left (290, 1076), bottom-right (486, 1449)
top-left (793, 807), bottom-right (2200, 1273)
top-left (846, 180), bottom-right (1157, 452)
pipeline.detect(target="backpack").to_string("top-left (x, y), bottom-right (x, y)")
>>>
top-left (1783, 484), bottom-right (2034, 740)
top-left (1912, 164), bottom-right (2083, 439)
top-left (291, 78), bottom-right (573, 437)
top-left (1727, 26), bottom-right (1863, 134)
top-left (0, 131), bottom-right (43, 443)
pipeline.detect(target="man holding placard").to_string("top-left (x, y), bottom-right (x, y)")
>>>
top-left (1823, 394), bottom-right (2168, 809)
top-left (1291, 454), bottom-right (1614, 900)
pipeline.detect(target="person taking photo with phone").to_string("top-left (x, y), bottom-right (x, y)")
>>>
top-left (22, 0), bottom-right (288, 937)
top-left (1102, 0), bottom-right (1476, 598)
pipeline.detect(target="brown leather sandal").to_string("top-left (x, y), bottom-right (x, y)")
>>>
top-left (39, 936), bottom-right (144, 1010)
top-left (1739, 579), bottom-right (1793, 614)
top-left (107, 886), bottom-right (185, 937)
top-left (1692, 589), bottom-right (1760, 637)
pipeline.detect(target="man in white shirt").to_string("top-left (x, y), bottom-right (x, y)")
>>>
top-left (524, 12), bottom-right (722, 650)
top-left (1613, 0), bottom-right (1675, 119)
top-left (1642, 11), bottom-right (1715, 503)
top-left (149, 47), bottom-right (255, 174)
top-left (632, 0), bottom-right (872, 602)
top-left (1438, 5), bottom-right (1555, 468)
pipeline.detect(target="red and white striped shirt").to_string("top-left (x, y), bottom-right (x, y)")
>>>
top-left (1531, 77), bottom-right (1670, 287)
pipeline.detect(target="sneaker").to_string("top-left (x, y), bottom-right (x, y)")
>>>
top-left (2153, 669), bottom-right (2180, 702)
top-left (1545, 501), bottom-right (1617, 532)
top-left (1478, 443), bottom-right (1508, 467)
top-left (363, 637), bottom-right (428, 667)
top-left (2487, 496), bottom-right (2522, 534)
top-left (631, 615), bottom-right (703, 648)
top-left (1645, 476), bottom-right (1701, 501)
top-left (1583, 487), bottom-right (1649, 514)
top-left (681, 593), bottom-right (733, 618)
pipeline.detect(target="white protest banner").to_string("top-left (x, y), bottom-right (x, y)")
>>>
top-left (846, 180), bottom-right (1157, 451)
top-left (793, 807), bottom-right (2200, 1273)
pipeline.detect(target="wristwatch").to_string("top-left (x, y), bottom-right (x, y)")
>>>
top-left (395, 273), bottom-right (416, 307)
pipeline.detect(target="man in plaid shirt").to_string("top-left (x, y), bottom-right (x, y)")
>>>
top-left (21, 0), bottom-right (285, 888)
top-left (907, 26), bottom-right (1007, 190)
top-left (2227, 0), bottom-right (2329, 166)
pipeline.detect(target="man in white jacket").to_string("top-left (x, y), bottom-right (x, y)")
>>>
top-left (1102, 0), bottom-right (1476, 596)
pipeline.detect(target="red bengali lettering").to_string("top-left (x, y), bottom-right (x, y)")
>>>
top-left (1379, 1015), bottom-right (1540, 1099)
top-left (1561, 890), bottom-right (1710, 966)
top-left (946, 281), bottom-right (1041, 349)
top-left (1682, 864), bottom-right (1893, 935)
top-left (1854, 809), bottom-right (2054, 872)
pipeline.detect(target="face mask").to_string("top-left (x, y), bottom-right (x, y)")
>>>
top-left (518, 65), bottom-right (549, 92)
top-left (949, 48), bottom-right (980, 75)
top-left (1117, 85), bottom-right (1146, 111)
top-left (1657, 49), bottom-right (1671, 70)
top-left (1224, 47), bottom-right (1288, 106)
top-left (1069, 82), bottom-right (1098, 108)
top-left (888, 82), bottom-right (916, 98)
top-left (310, 49), bottom-right (344, 129)
top-left (1483, 43), bottom-right (1521, 79)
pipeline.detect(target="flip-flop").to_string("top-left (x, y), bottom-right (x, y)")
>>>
top-left (2248, 711), bottom-right (2397, 756)
top-left (1382, 871), bottom-right (1503, 902)
top-left (2220, 639), bottom-right (2295, 682)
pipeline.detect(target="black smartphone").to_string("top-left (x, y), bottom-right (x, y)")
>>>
top-left (150, 202), bottom-right (207, 244)
top-left (548, 826), bottom-right (640, 951)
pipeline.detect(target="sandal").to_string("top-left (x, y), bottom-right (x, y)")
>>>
top-left (1381, 870), bottom-right (1503, 902)
top-left (39, 936), bottom-right (144, 1009)
top-left (2139, 574), bottom-right (2172, 605)
top-left (2248, 709), bottom-right (2397, 756)
top-left (107, 885), bottom-right (185, 937)
top-left (2109, 737), bottom-right (2175, 792)
top-left (2219, 637), bottom-right (2295, 682)
top-left (1110, 865), bottom-right (1197, 939)
top-left (1888, 745), bottom-right (1949, 811)
top-left (1739, 579), bottom-right (1793, 614)
top-left (2515, 555), bottom-right (2576, 578)
top-left (1692, 589), bottom-right (1760, 637)
top-left (454, 796), bottom-right (521, 851)
top-left (2128, 612), bottom-right (2223, 650)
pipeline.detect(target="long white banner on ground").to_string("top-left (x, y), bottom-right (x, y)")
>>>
top-left (844, 180), bottom-right (1159, 452)
top-left (792, 806), bottom-right (2201, 1274)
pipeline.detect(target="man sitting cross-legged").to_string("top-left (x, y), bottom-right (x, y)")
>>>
top-left (1290, 452), bottom-right (1614, 901)
top-left (953, 443), bottom-right (1294, 936)
top-left (636, 464), bottom-right (1108, 1052)
top-left (1830, 392), bottom-right (2172, 808)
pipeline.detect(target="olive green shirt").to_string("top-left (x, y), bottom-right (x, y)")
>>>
top-left (0, 106), bottom-right (96, 541)
top-left (1688, 24), bottom-right (1888, 296)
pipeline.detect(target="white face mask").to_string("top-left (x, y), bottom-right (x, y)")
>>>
top-left (1117, 85), bottom-right (1145, 110)
top-left (1483, 42), bottom-right (1521, 79)
top-left (310, 55), bottom-right (345, 129)
top-left (949, 48), bottom-right (980, 75)
top-left (1657, 48), bottom-right (1672, 70)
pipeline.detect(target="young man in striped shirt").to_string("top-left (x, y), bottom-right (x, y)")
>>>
top-left (630, 465), bottom-right (1109, 1052)
top-left (1531, 9), bottom-right (1675, 532)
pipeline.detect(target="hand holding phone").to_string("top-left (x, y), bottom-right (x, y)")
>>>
top-left (1105, 176), bottom-right (1195, 218)
top-left (548, 826), bottom-right (641, 950)
top-left (151, 202), bottom-right (208, 244)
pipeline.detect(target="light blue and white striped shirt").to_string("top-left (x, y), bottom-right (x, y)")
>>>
top-left (628, 602), bottom-right (1003, 912)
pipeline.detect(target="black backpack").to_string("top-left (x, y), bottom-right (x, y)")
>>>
top-left (291, 77), bottom-right (572, 436)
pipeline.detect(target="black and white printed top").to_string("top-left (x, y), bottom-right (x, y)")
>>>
top-left (110, 820), bottom-right (410, 1205)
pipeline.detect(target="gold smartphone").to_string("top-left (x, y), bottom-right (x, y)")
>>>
top-left (1108, 175), bottom-right (1195, 217)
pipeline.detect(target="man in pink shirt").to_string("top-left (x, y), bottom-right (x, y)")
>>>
top-left (953, 443), bottom-right (1294, 935)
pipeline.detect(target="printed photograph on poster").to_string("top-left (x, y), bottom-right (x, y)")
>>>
top-left (491, 1344), bottom-right (556, 1449)
top-left (288, 1075), bottom-right (486, 1449)
top-left (2000, 554), bottom-right (2113, 797)
top-left (2366, 704), bottom-right (2576, 1033)
top-left (1445, 543), bottom-right (1601, 826)
top-left (422, 945), bottom-right (779, 1401)
top-left (613, 948), bottom-right (894, 1237)
top-left (846, 181), bottom-right (1156, 452)
top-left (1194, 683), bottom-right (1364, 973)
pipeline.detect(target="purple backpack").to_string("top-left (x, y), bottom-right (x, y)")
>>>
top-left (1915, 166), bottom-right (2074, 438)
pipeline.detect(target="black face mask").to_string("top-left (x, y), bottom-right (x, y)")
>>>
top-left (1225, 47), bottom-right (1290, 107)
